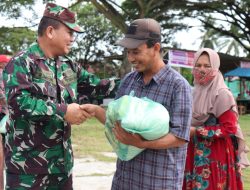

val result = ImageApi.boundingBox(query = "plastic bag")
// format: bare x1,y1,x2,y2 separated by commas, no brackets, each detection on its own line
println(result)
105,95,169,161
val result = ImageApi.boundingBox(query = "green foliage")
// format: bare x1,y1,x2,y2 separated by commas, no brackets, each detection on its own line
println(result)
0,0,35,18
69,2,122,76
181,68,193,85
89,0,250,55
1,0,250,70
183,0,250,55
0,27,36,55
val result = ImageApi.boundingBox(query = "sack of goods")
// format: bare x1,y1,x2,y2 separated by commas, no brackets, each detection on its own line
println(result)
105,95,169,161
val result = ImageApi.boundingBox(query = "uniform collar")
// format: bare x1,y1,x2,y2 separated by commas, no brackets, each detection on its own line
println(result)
28,42,71,66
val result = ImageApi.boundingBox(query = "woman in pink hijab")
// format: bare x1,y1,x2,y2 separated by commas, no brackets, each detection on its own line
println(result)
0,54,10,190
182,48,249,190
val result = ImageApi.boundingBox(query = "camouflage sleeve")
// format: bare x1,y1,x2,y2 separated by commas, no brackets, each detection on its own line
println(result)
3,57,67,121
77,66,101,86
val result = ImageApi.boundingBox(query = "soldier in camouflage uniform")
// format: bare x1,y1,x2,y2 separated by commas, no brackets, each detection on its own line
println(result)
3,3,101,190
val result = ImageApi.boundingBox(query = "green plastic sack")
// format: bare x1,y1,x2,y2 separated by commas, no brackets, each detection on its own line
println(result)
105,95,169,161
0,114,7,134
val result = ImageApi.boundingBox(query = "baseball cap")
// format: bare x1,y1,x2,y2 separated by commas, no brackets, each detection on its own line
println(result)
116,18,161,49
0,55,11,63
43,3,83,33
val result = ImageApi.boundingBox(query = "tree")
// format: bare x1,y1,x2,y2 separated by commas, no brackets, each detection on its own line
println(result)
70,0,192,76
78,0,250,56
68,2,122,77
0,27,36,55
0,0,36,19
0,0,38,55
1,0,249,66
0,1,122,71
77,0,191,45
182,0,250,56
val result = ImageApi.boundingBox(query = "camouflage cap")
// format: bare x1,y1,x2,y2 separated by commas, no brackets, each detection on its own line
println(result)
43,3,83,33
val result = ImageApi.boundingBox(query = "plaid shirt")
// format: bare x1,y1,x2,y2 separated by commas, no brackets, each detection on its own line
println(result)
112,62,192,190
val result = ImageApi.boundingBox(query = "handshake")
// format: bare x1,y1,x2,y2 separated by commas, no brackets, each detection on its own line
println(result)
64,103,100,125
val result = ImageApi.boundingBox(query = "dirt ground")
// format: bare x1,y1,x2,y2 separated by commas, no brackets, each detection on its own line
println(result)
73,155,116,190
3,155,116,190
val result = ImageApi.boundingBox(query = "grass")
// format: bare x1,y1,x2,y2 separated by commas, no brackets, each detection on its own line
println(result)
71,118,115,162
239,114,250,189
72,115,250,187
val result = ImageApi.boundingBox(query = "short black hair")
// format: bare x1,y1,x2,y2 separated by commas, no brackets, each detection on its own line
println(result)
146,39,161,48
38,17,62,36
146,39,162,53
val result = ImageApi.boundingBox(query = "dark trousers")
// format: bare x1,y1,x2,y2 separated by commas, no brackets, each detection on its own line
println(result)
6,172,73,190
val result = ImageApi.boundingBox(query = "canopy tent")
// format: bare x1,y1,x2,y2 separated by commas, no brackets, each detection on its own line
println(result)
224,67,250,78
224,67,250,105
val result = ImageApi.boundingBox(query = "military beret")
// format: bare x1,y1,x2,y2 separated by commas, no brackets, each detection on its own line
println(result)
43,3,83,33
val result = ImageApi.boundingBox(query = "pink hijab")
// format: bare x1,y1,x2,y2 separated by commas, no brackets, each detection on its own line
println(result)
192,48,250,169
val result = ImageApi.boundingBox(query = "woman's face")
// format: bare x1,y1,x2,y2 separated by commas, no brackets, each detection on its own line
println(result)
0,62,6,69
193,53,218,85
194,54,211,74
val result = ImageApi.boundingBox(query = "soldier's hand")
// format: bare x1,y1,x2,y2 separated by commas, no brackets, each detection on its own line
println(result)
80,104,106,124
79,104,97,116
64,103,93,125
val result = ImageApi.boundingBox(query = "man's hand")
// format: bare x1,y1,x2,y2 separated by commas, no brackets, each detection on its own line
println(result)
113,121,144,148
64,103,94,125
190,126,196,138
80,104,106,124
79,104,97,116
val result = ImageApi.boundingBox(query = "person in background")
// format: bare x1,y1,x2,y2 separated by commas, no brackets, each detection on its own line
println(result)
0,54,10,190
183,48,249,190
3,3,103,189
82,18,192,190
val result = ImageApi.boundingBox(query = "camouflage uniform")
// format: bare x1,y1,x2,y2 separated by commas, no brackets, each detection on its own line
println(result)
3,42,100,189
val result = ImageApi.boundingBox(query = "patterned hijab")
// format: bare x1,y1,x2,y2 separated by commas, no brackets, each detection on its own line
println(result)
192,48,250,168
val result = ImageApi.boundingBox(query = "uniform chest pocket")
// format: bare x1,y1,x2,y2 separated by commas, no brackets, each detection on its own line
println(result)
62,68,77,86
33,69,57,99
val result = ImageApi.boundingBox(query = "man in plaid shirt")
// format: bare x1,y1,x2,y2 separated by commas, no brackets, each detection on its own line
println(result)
83,18,192,190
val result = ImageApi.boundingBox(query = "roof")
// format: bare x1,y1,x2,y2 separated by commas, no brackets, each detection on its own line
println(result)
224,67,250,78
162,48,245,74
